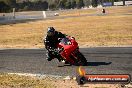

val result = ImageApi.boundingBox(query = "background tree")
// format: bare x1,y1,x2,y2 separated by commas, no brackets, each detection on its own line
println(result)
48,0,59,10
1,0,127,12
0,0,16,8
49,3,56,10
83,0,92,7
71,0,76,9
0,1,10,12
92,0,98,7
65,1,71,9
58,0,67,9
42,1,48,10
76,0,84,9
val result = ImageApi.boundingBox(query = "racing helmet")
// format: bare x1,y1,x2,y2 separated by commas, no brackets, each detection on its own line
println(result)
47,27,55,36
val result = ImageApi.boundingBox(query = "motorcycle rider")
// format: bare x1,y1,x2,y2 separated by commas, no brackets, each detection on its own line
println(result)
44,27,66,61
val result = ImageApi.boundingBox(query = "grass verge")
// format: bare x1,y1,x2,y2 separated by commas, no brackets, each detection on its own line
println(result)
0,73,126,88
0,73,53,88
0,6,132,48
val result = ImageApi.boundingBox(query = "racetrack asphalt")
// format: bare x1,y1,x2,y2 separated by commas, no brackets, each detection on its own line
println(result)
0,47,132,77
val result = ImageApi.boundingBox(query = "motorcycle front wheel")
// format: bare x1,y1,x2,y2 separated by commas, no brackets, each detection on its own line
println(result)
76,52,87,66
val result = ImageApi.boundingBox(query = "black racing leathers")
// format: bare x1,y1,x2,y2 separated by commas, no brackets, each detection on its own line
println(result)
44,31,66,61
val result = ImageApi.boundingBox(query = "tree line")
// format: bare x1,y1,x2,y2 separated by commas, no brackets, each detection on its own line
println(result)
0,0,125,13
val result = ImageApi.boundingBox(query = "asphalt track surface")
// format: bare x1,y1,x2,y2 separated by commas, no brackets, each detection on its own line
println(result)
0,47,132,77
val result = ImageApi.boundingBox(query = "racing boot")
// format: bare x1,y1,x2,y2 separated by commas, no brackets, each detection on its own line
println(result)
46,52,53,61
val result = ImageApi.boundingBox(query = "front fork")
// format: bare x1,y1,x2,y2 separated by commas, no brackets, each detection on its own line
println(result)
70,49,82,65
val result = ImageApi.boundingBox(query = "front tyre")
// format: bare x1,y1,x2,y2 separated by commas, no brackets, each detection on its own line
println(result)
77,52,87,66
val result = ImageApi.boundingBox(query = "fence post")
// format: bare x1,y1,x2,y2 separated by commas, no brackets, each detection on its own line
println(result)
13,8,15,19
123,0,125,6
43,11,47,18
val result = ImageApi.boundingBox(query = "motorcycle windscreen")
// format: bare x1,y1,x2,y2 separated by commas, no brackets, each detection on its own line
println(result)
60,38,71,45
